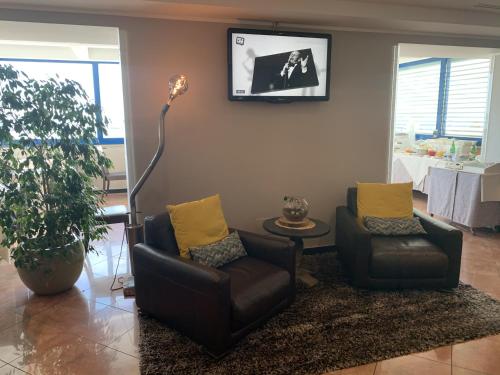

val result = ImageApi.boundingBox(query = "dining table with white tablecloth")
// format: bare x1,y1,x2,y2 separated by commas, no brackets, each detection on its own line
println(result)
391,153,448,192
426,167,500,230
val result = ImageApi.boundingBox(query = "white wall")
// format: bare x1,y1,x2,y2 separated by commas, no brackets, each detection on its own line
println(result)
101,144,127,190
91,145,127,191
484,55,500,163
399,44,500,59
0,20,118,46
0,43,120,61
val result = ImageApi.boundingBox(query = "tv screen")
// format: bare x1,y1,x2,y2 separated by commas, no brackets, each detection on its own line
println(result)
228,28,332,102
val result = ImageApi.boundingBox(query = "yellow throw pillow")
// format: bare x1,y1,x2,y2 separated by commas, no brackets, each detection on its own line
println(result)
167,194,229,258
356,182,413,221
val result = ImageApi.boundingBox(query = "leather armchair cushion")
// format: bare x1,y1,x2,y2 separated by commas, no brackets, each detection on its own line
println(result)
220,257,291,331
167,194,229,258
357,182,414,220
370,236,448,279
189,231,247,268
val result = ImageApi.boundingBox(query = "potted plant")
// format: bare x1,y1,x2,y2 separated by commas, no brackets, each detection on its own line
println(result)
0,64,112,295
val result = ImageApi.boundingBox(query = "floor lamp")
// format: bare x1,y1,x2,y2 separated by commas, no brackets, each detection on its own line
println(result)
126,74,188,274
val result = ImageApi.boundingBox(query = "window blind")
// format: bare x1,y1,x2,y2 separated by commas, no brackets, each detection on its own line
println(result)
444,59,491,138
394,61,441,135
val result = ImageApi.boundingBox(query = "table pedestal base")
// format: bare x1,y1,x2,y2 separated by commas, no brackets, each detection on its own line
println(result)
293,238,318,288
297,268,319,287
262,217,330,289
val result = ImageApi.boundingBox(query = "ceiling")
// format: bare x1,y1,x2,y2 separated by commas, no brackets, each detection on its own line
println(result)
348,0,500,11
1,0,500,38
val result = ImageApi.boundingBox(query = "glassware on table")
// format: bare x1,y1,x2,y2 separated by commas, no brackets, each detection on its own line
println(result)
282,196,309,222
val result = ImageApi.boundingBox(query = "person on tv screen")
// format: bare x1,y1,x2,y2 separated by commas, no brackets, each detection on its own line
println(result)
250,48,319,94
279,50,311,90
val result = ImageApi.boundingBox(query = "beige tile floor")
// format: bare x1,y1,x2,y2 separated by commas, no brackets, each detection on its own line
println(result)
0,193,499,375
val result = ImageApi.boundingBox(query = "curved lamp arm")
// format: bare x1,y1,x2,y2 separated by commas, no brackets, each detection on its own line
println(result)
126,74,187,274
127,73,188,227
129,103,169,226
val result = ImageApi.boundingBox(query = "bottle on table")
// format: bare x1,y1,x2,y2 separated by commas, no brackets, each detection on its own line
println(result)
450,139,456,161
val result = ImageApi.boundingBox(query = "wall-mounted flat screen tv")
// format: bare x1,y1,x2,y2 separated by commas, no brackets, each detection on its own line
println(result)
228,28,332,102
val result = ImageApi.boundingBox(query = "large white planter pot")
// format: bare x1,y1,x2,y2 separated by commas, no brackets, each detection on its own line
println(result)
16,240,85,295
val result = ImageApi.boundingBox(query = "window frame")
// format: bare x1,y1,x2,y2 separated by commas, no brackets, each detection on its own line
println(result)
0,57,124,145
398,57,490,144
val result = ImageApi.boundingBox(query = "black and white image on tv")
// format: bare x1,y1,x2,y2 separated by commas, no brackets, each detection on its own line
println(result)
251,49,319,94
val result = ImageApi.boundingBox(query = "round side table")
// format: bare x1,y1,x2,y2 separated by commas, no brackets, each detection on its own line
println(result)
262,218,330,287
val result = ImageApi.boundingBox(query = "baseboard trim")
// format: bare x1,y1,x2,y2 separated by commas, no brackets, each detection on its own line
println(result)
303,245,336,255
107,188,127,194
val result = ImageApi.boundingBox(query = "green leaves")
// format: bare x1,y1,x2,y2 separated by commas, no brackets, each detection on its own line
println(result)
0,64,112,270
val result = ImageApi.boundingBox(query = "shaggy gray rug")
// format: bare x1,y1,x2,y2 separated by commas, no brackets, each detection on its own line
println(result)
138,252,500,375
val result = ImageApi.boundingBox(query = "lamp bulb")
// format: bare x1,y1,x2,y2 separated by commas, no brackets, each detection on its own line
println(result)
168,74,188,103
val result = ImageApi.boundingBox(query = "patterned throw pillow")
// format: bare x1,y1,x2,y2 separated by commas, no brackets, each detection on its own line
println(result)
189,231,247,268
364,216,427,236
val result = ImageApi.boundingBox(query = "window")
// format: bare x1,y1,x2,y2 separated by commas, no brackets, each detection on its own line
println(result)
395,57,492,141
0,58,125,144
6,60,95,101
445,59,491,139
394,60,441,135
97,63,125,141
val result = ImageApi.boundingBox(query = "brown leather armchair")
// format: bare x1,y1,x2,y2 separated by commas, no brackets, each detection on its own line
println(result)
133,213,296,357
336,188,462,289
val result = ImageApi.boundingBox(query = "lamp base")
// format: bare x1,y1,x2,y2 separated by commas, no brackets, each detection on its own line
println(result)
126,224,144,275
122,275,135,297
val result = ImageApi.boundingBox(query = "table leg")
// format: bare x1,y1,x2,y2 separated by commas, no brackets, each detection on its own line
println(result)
292,237,318,288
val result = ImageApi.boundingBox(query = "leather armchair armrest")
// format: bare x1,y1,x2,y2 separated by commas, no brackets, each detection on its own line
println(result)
132,243,231,354
413,208,463,256
234,228,296,280
133,242,229,293
413,208,462,287
335,206,372,287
